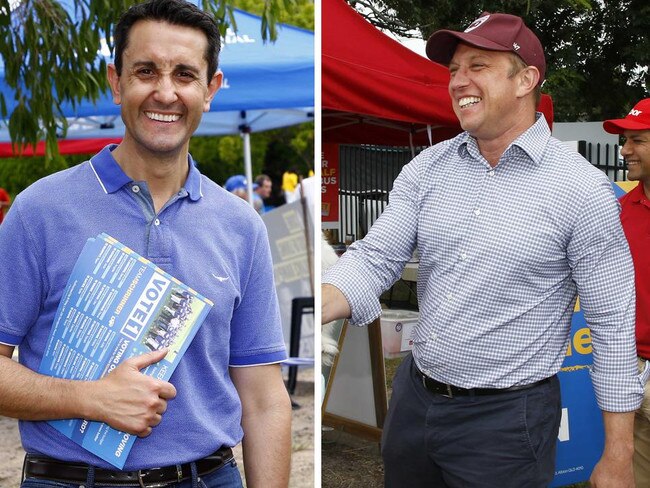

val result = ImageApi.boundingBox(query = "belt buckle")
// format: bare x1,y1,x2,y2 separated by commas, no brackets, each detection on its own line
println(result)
442,383,453,398
138,466,182,488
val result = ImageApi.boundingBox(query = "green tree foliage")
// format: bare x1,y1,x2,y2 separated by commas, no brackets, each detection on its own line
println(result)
0,153,85,196
350,0,649,121
189,122,313,199
0,0,301,160
233,0,314,30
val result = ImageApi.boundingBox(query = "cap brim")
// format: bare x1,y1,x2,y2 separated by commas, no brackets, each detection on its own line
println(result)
426,30,511,65
603,119,650,134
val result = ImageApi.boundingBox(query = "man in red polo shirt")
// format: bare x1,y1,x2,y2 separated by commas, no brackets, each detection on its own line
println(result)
0,187,10,224
604,98,650,486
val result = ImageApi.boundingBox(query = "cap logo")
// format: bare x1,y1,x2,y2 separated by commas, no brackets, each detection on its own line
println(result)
465,15,490,32
630,109,643,117
513,42,520,51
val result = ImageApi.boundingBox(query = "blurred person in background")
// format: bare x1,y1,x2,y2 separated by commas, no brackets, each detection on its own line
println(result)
254,174,272,214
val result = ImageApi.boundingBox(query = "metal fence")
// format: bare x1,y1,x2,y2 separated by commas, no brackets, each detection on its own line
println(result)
337,145,421,242
577,141,627,182
335,141,628,242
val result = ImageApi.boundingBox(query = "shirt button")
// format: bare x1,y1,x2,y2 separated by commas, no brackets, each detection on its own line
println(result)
132,185,140,193
154,218,161,226
446,293,453,300
460,253,467,260
474,209,481,216
488,170,495,176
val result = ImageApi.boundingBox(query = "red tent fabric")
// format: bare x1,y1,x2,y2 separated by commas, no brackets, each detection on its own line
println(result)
0,138,121,157
322,0,553,146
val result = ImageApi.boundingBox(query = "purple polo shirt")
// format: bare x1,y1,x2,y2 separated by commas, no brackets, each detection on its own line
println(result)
0,145,286,470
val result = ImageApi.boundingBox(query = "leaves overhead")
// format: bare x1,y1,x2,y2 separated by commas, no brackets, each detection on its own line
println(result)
349,0,649,122
0,0,302,161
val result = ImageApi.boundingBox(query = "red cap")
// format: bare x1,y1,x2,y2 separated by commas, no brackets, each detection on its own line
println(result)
603,99,650,134
426,12,546,85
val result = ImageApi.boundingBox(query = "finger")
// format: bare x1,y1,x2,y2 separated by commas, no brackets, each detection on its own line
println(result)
157,381,177,399
156,402,168,415
128,348,169,370
138,426,153,438
150,413,163,427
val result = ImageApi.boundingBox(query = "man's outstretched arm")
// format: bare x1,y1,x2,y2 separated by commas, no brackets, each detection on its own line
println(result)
321,284,351,324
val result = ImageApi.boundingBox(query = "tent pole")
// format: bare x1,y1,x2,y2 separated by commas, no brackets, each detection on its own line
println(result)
241,125,254,207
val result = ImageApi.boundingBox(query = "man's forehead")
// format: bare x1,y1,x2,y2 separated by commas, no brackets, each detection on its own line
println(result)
624,129,650,139
123,19,208,54
450,44,505,63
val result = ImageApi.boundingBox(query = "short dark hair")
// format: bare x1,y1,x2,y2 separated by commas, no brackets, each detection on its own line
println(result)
255,174,271,185
113,0,221,82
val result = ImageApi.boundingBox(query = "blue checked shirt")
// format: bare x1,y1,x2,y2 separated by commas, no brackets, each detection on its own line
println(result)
324,115,644,412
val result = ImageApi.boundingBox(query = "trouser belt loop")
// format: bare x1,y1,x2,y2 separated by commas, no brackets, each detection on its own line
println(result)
86,465,95,488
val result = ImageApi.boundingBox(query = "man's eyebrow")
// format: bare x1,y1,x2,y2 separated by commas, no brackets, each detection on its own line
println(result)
131,61,157,70
175,63,201,74
449,54,491,67
129,61,201,73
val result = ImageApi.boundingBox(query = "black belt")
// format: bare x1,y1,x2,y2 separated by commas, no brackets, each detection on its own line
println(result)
23,446,234,487
415,364,552,398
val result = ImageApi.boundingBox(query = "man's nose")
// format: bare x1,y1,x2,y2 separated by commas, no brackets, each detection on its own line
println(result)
153,76,179,104
449,68,470,91
620,139,633,157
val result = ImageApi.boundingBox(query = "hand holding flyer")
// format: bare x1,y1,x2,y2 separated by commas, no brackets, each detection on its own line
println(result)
38,234,213,468
92,348,177,438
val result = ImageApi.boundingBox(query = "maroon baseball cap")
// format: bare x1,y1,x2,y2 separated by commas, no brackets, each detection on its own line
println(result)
426,12,546,84
603,99,650,134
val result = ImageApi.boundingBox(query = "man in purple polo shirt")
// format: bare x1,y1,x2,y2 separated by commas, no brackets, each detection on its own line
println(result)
0,1,291,487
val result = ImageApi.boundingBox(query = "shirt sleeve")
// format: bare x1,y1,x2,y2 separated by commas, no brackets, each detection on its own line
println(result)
0,197,47,345
568,178,644,412
229,219,287,366
323,152,422,326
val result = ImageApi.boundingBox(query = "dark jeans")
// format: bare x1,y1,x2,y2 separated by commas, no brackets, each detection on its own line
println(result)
21,459,243,488
382,354,561,488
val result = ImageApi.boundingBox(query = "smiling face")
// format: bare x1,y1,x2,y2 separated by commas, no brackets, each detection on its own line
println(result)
448,44,538,146
107,20,222,160
621,130,650,185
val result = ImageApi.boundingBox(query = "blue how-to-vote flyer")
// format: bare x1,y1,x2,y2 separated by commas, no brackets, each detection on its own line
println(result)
38,233,213,469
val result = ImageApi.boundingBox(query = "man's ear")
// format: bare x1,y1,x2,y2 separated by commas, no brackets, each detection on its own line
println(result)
516,66,540,99
204,71,223,112
107,63,121,105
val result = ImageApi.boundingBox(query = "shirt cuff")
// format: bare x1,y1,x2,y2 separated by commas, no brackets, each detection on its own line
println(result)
0,330,22,346
229,348,287,367
590,367,645,412
323,267,382,326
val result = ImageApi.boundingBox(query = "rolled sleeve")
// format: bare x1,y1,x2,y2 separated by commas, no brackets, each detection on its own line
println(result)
569,179,643,411
322,156,422,326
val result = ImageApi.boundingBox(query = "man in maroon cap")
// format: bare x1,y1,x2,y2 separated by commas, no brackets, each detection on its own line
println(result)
604,99,650,487
323,11,641,488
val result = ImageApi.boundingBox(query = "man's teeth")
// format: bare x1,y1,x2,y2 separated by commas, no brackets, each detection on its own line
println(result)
458,97,481,108
145,112,180,122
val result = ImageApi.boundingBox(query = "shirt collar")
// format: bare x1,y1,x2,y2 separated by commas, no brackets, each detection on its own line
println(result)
628,181,646,203
458,113,551,166
88,144,203,201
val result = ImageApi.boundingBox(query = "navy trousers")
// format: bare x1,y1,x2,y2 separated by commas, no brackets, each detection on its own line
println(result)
381,354,561,488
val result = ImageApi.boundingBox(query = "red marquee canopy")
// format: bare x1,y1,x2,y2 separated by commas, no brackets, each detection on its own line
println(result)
322,0,553,146
0,138,122,158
